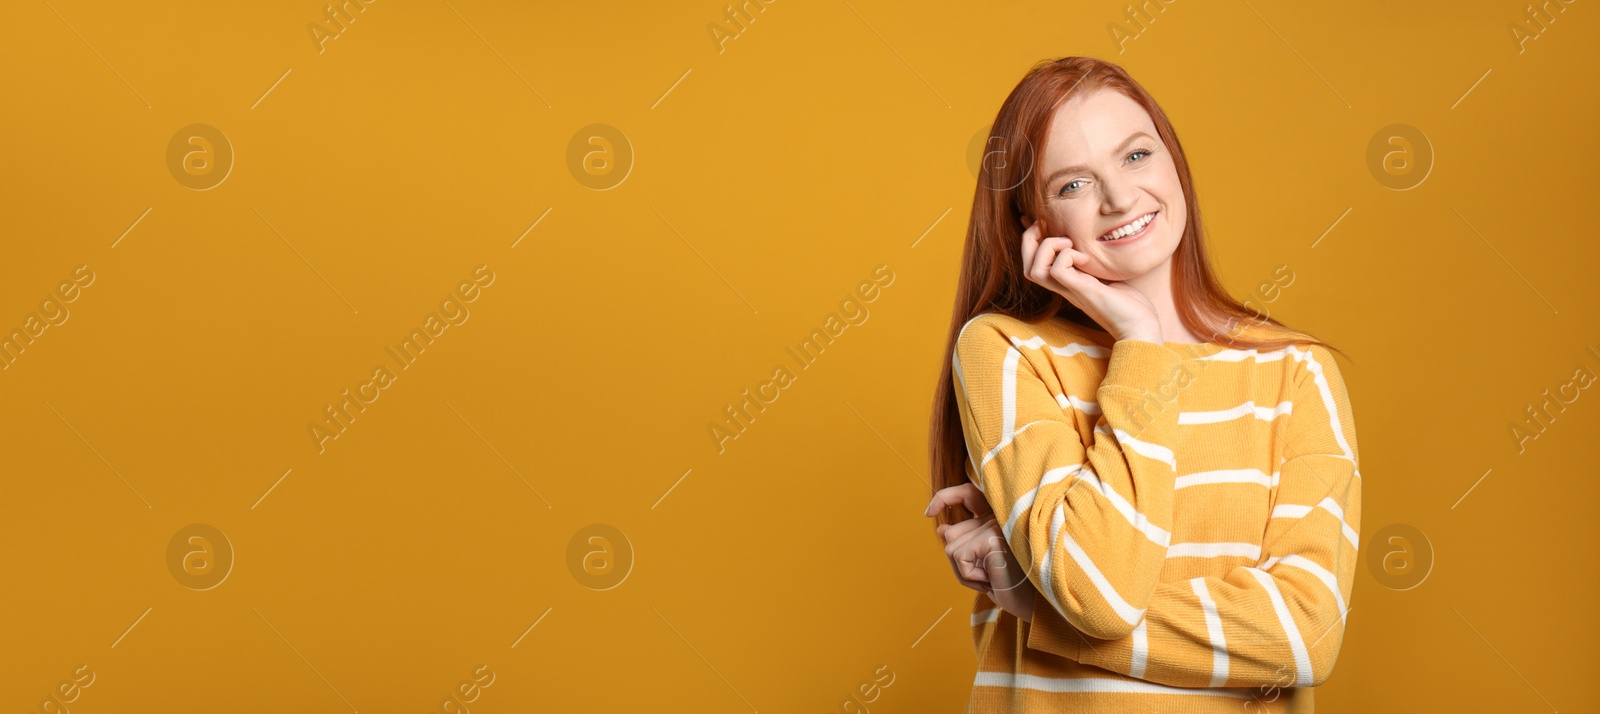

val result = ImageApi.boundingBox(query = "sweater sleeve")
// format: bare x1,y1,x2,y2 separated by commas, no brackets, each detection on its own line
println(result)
1024,344,1361,689
951,315,1184,640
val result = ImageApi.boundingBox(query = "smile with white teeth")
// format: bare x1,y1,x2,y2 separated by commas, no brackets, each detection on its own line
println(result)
1098,211,1157,242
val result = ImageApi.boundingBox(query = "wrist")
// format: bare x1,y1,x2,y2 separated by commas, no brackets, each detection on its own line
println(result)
1113,320,1163,344
1115,329,1162,344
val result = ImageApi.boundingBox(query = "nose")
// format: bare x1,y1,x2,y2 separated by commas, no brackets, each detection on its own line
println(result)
1099,173,1137,216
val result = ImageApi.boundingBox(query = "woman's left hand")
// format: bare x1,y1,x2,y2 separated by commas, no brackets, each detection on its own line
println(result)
928,484,1037,622
956,518,1037,622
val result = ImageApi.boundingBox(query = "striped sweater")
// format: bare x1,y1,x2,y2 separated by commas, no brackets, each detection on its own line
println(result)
950,312,1360,713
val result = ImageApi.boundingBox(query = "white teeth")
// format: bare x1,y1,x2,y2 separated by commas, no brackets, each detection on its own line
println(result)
1101,211,1155,241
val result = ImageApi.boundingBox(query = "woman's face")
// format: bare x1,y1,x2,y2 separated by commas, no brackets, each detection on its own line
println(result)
1034,88,1187,283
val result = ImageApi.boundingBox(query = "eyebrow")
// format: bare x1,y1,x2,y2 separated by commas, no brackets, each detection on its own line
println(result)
1043,131,1156,186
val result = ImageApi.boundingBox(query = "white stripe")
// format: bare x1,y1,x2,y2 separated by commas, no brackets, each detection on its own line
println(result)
1166,542,1261,559
1071,465,1172,547
1009,334,1112,360
1315,497,1360,549
1178,400,1293,425
1190,578,1230,687
1193,347,1295,363
1111,428,1176,471
1245,568,1314,687
1042,503,1146,627
1291,347,1355,464
1003,464,1170,547
961,316,1112,479
1270,504,1313,518
972,671,1254,698
981,419,1046,469
1273,554,1348,627
1175,469,1277,489
972,608,1001,626
1268,498,1359,550
972,344,1040,469
1001,464,1074,542
974,342,1069,469
1129,619,1149,678
1315,496,1346,520
1056,393,1101,415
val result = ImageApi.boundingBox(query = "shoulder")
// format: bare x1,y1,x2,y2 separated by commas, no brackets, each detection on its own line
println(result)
954,313,1021,361
1288,342,1347,396
1221,323,1341,382
953,313,1113,393
955,312,1110,358
957,312,1018,343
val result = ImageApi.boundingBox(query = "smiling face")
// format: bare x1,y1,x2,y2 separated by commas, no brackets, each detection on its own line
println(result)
1035,87,1187,283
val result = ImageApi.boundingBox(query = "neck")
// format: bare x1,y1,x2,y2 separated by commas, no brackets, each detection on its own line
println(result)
1124,257,1204,344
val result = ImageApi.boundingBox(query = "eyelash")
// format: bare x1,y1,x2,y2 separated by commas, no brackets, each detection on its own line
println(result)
1056,148,1153,197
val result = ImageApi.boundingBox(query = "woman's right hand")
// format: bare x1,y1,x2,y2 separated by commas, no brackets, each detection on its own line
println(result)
1019,215,1163,343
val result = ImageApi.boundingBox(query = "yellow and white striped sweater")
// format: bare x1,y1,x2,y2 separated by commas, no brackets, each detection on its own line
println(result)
950,312,1360,713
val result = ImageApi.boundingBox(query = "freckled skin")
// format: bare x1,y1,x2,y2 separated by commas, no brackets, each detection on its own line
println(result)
1028,87,1200,345
1038,88,1187,285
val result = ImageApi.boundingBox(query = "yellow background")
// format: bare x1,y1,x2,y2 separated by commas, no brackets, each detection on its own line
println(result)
2,0,1596,711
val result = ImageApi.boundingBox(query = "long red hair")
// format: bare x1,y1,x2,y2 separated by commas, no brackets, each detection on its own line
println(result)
929,56,1341,527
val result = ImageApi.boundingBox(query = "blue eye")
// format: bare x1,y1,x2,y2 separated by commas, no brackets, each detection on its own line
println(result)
1054,148,1154,198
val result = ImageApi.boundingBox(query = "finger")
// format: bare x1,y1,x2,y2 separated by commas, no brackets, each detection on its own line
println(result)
934,550,985,589
948,515,1001,557
978,548,1025,587
1050,255,1103,297
1027,232,1062,287
939,516,990,546
944,536,994,588
1055,245,1090,286
1049,242,1108,296
947,518,999,574
946,547,993,588
1018,218,1040,272
958,485,994,519
970,529,1033,593
947,559,992,591
1031,237,1079,297
924,483,992,518
1038,236,1073,271
954,548,991,583
925,487,961,517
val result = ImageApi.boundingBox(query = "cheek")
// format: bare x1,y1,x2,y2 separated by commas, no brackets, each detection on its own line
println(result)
1149,171,1186,241
1160,198,1187,244
1154,164,1186,214
1049,208,1097,244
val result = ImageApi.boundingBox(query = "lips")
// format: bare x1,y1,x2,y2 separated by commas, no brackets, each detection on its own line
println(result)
1098,210,1158,242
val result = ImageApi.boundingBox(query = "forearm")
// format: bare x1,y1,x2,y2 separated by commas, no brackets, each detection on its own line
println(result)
961,333,1187,639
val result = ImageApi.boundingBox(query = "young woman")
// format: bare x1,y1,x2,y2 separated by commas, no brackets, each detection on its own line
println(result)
924,57,1360,713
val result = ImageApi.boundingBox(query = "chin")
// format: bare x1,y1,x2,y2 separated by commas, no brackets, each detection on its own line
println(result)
1086,237,1179,282
1081,265,1142,282
1084,251,1165,282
